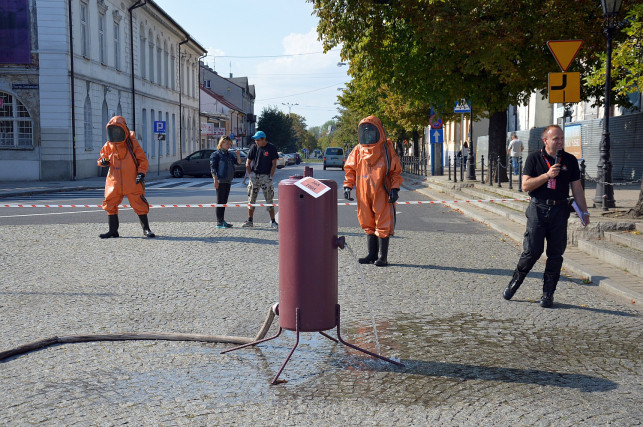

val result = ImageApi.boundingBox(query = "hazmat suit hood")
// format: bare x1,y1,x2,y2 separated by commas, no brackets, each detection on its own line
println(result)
357,116,386,166
106,116,130,144
358,116,386,145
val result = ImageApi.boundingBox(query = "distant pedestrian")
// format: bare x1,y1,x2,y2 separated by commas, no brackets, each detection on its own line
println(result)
97,116,155,238
210,136,241,228
507,133,524,175
242,131,279,229
503,125,589,308
461,141,468,166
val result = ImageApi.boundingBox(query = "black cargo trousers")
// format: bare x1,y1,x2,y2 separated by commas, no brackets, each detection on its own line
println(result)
515,200,571,293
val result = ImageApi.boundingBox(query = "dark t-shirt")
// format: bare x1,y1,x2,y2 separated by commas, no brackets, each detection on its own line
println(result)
523,149,581,200
247,142,279,175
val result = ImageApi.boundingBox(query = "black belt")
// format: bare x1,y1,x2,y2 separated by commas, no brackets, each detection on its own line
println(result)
532,198,567,206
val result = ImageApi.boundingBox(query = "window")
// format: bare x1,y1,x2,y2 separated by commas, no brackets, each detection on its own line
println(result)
0,92,33,148
84,92,93,151
172,113,176,155
205,80,211,89
148,31,154,83
156,37,161,85
142,108,147,153
139,28,146,78
80,2,89,57
170,54,175,90
102,99,108,144
165,112,170,155
113,22,120,70
164,42,169,87
98,12,106,63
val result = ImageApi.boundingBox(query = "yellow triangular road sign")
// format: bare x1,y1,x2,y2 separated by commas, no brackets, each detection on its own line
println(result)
547,40,583,72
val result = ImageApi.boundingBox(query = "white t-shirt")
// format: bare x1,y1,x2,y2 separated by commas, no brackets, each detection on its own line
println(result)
508,138,523,157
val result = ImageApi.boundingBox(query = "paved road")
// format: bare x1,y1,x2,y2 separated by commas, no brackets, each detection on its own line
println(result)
0,166,641,425
0,164,477,235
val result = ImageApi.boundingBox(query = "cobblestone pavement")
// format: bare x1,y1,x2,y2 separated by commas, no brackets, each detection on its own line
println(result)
1,221,641,425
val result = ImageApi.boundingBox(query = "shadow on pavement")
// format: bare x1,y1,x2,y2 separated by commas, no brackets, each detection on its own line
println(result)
356,358,618,393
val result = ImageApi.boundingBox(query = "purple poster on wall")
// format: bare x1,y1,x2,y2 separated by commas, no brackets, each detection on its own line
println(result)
0,0,31,64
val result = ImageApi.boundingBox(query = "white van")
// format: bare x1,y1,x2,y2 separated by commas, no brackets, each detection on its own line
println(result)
323,147,345,170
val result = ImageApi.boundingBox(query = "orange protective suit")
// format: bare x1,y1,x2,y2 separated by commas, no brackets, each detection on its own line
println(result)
343,116,403,238
98,116,150,215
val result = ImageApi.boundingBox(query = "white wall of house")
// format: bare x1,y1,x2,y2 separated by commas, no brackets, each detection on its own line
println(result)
0,0,205,181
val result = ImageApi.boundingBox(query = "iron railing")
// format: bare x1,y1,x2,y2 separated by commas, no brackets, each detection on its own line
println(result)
400,155,429,176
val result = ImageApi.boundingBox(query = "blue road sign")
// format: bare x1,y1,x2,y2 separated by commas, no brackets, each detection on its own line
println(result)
154,121,166,133
430,128,444,144
454,100,471,114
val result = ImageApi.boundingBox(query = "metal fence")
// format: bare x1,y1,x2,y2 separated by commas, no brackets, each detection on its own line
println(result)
400,155,429,176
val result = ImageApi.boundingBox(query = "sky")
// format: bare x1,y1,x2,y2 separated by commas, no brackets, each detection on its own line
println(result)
153,0,351,129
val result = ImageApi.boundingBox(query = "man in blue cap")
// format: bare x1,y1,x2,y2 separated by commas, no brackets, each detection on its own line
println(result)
243,130,279,228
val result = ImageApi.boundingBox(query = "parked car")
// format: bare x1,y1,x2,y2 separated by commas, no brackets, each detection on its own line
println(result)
284,153,296,165
276,153,286,169
170,149,247,178
231,149,248,177
170,149,214,178
323,147,345,170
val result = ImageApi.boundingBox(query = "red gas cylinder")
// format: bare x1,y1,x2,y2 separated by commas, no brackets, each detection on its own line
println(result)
278,175,340,332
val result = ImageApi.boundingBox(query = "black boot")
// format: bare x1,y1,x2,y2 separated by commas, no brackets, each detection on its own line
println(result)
374,237,389,267
99,214,119,239
358,234,378,264
138,214,156,238
540,273,558,308
503,270,526,300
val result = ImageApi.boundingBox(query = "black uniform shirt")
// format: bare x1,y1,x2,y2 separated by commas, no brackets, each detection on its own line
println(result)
247,142,279,175
523,149,581,200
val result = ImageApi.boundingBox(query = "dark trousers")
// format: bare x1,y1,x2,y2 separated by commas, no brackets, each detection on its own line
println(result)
216,182,232,223
515,200,570,292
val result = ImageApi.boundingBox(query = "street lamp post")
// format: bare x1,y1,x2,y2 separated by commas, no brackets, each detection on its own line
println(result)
593,0,623,210
282,102,299,115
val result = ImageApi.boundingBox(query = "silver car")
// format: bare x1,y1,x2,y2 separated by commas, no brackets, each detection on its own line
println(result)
323,147,345,170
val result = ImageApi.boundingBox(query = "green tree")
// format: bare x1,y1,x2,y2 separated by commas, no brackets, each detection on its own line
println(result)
257,106,295,152
311,0,621,181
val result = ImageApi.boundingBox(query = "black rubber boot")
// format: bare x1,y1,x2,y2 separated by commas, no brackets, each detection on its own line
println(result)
540,273,557,308
374,237,389,267
503,270,526,300
138,214,156,238
99,215,119,239
358,234,378,264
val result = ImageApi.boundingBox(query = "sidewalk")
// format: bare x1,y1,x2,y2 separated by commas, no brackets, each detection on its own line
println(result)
402,171,643,307
0,174,170,199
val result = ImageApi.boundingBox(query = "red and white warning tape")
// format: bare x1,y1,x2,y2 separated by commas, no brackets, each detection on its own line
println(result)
0,198,530,208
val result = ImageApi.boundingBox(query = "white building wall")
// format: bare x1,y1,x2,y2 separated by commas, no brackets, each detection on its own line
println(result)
38,0,74,180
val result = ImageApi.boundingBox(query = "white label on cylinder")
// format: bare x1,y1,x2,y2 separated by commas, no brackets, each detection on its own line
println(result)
294,177,331,198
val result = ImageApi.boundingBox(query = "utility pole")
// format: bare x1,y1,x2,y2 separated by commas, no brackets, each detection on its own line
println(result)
282,102,298,115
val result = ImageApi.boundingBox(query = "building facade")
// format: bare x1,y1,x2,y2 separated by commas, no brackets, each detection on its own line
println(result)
0,0,206,181
201,65,255,149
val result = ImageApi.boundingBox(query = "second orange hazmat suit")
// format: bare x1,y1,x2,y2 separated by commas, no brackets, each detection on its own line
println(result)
97,116,154,238
343,116,403,266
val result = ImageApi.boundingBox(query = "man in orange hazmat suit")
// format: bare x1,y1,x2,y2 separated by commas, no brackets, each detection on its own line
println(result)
97,116,155,238
343,116,403,266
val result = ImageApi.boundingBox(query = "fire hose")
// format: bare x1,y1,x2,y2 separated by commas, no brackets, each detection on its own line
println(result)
0,304,277,362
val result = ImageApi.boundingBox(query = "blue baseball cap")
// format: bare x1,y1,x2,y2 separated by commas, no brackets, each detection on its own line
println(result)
251,131,266,140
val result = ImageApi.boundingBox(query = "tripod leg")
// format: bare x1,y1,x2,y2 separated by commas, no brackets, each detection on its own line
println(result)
271,307,301,385
334,304,404,367
220,327,282,354
319,331,339,343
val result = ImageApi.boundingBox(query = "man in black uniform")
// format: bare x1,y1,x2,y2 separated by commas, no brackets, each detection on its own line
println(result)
503,125,590,308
